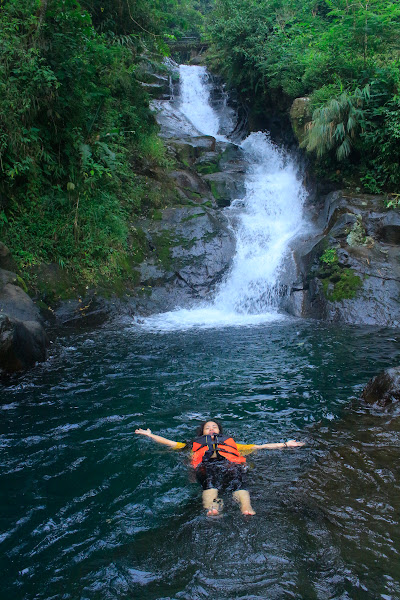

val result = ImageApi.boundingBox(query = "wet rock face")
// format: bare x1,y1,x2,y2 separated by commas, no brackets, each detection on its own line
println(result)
126,85,246,315
286,191,400,326
0,315,48,373
132,205,235,313
0,269,48,373
361,367,400,406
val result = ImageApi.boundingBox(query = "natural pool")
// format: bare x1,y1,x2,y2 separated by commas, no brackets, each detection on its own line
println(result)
1,319,400,599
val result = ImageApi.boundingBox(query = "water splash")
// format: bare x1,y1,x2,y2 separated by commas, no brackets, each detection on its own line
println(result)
140,67,307,331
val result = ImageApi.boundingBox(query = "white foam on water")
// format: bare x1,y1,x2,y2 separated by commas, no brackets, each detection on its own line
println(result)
136,307,284,332
213,132,306,315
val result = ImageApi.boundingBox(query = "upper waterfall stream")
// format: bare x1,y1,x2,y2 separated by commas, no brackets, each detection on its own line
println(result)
143,65,307,330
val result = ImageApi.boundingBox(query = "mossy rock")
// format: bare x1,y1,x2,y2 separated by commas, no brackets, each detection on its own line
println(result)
196,162,220,175
194,152,221,175
151,230,175,270
322,268,362,301
290,97,312,144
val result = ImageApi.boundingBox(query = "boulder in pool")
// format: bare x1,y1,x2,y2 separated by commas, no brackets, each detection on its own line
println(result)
0,268,49,373
361,367,400,406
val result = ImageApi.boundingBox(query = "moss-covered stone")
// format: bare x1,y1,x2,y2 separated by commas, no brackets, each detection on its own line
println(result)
194,152,221,175
16,275,28,293
151,209,163,221
321,268,362,301
129,227,148,265
152,230,174,270
209,180,222,203
314,246,363,301
290,97,312,144
195,162,220,175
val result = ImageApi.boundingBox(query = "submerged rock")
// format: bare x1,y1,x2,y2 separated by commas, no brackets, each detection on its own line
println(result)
361,367,400,406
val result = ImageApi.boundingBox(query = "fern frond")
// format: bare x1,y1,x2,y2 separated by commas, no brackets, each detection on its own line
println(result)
336,137,351,160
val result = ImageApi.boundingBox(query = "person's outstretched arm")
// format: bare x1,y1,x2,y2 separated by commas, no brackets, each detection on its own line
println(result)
135,428,186,449
251,439,305,450
237,439,305,453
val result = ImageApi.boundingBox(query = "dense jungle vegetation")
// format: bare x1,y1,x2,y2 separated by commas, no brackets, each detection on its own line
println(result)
1,0,399,296
0,0,205,293
207,0,400,192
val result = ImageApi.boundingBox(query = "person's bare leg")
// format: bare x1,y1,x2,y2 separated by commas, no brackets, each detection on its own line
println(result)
202,488,223,516
233,490,256,515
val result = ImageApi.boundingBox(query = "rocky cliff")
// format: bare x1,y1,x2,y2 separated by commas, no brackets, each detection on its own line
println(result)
286,190,400,326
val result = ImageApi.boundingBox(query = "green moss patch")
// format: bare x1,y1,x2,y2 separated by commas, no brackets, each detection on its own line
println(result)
152,230,174,270
317,248,363,301
195,158,221,175
321,268,362,301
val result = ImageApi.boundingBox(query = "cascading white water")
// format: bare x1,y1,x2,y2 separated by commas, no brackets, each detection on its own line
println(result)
178,65,233,141
141,66,307,330
214,132,306,314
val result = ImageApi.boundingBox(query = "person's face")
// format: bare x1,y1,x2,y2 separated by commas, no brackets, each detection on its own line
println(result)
203,421,220,435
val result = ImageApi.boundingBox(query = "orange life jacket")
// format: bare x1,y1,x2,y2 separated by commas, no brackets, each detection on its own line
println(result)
191,434,246,468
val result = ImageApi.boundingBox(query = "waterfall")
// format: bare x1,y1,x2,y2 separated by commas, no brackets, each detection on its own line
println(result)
142,66,307,330
214,133,306,314
178,65,234,141
179,65,221,139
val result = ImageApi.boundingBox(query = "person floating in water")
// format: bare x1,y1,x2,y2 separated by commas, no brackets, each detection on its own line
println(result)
135,420,305,517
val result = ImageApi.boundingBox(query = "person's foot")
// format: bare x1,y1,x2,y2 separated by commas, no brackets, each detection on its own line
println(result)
233,490,255,515
207,507,220,516
205,497,223,516
241,508,256,516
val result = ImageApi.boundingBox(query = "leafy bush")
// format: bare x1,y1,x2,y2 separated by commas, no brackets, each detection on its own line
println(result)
304,85,370,160
207,0,400,192
0,0,185,291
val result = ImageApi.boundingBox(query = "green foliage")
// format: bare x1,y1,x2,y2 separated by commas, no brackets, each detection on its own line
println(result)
0,0,198,293
384,194,400,209
208,0,400,191
304,85,370,160
320,248,338,265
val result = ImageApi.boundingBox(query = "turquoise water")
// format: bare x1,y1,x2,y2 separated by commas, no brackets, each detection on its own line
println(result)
1,319,400,599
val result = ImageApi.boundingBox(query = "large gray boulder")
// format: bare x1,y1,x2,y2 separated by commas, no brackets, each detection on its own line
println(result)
131,205,235,314
361,367,400,407
0,269,41,322
0,314,47,372
0,268,48,373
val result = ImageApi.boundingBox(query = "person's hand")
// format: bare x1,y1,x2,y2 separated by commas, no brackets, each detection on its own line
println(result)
286,440,305,447
135,428,152,436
